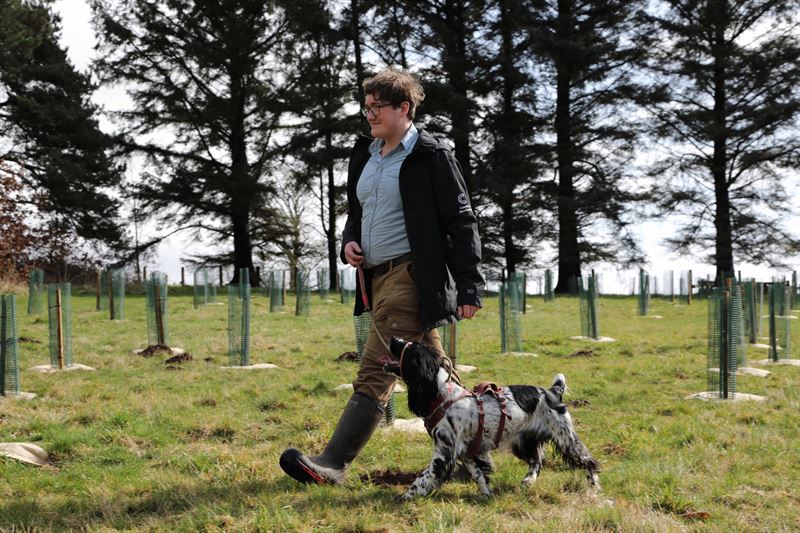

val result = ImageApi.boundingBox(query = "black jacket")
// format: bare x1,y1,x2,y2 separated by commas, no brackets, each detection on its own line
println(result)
341,129,485,331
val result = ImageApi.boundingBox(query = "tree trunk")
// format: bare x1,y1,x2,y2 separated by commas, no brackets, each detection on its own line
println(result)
502,204,516,275
443,0,474,194
498,0,516,276
229,66,256,287
325,130,339,291
554,0,580,293
230,198,255,285
351,0,367,117
711,0,734,282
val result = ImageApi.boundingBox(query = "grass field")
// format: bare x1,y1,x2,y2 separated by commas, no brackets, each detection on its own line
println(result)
1,287,799,532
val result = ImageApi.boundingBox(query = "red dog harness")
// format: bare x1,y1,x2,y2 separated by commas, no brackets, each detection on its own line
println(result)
424,381,511,457
385,342,511,457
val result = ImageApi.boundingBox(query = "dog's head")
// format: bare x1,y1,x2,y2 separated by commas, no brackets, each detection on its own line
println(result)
384,337,443,417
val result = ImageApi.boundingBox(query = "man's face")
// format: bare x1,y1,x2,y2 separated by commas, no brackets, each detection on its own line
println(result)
365,93,408,140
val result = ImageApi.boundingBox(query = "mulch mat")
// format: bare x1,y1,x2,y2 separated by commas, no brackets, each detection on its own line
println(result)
359,469,417,487
336,351,359,362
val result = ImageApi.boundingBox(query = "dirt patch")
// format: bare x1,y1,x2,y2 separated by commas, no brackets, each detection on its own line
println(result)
165,352,192,364
360,469,418,487
164,365,182,371
203,357,215,363
18,337,41,344
336,351,359,362
569,398,591,408
259,400,286,411
185,426,235,442
679,510,710,521
137,344,172,357
568,349,597,357
602,442,627,456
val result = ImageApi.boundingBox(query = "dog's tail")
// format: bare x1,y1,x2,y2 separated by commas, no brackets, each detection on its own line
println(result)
550,373,567,400
545,373,568,414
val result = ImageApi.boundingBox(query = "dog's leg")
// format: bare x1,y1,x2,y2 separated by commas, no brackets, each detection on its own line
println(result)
401,435,457,500
545,413,600,488
512,430,545,487
522,442,545,487
464,454,493,498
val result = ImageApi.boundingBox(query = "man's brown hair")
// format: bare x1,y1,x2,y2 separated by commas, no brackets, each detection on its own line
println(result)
363,68,425,120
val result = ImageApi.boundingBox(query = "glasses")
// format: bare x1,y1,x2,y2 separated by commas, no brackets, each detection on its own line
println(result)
361,102,395,118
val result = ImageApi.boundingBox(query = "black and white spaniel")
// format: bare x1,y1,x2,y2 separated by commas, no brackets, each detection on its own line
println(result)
383,337,599,500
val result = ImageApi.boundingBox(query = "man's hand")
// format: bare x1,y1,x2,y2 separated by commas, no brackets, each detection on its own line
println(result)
344,241,364,267
457,305,479,319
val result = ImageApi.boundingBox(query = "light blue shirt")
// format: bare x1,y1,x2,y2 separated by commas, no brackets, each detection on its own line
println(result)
356,124,419,267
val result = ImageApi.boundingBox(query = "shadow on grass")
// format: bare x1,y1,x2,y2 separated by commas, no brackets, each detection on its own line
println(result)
1,465,560,530
0,478,274,530
274,472,495,509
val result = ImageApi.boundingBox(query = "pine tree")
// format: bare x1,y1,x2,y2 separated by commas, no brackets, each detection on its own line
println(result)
0,0,124,255
92,0,293,286
646,0,800,277
390,0,489,199
279,0,361,291
528,0,651,292
476,0,552,275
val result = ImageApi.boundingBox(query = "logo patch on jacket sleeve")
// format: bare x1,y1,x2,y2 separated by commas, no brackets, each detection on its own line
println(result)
457,193,472,213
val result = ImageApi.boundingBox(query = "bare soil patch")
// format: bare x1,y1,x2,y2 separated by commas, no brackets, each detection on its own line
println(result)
336,351,359,362
360,469,418,487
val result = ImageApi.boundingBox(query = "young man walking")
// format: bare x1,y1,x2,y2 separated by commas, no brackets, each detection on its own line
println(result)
280,68,484,485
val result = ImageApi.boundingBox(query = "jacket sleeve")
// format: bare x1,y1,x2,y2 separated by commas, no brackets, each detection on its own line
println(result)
340,212,357,264
340,138,369,264
432,149,485,307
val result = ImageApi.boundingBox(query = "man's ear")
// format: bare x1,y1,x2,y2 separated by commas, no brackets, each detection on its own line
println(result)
400,101,410,119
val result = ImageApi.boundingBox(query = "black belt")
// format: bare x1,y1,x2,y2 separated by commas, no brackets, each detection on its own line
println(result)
369,253,412,277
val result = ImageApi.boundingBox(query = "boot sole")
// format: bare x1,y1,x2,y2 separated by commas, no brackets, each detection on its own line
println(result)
279,448,327,485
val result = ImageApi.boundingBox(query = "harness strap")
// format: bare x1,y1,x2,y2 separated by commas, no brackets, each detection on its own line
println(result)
474,382,511,450
424,384,472,434
425,381,511,457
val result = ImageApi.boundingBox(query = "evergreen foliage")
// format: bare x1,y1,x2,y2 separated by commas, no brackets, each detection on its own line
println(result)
527,0,652,291
646,0,800,278
92,0,294,286
0,0,124,254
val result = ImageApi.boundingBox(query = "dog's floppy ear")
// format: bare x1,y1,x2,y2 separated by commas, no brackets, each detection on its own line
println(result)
405,343,442,417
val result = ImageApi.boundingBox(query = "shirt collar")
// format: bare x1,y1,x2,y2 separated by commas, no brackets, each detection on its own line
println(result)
369,123,419,156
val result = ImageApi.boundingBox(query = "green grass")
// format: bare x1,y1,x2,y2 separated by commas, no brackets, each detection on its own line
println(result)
1,289,799,532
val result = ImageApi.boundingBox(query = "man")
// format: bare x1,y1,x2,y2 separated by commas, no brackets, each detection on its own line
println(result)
280,68,484,485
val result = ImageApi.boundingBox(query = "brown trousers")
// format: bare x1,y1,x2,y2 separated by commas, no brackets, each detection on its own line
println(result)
353,262,453,406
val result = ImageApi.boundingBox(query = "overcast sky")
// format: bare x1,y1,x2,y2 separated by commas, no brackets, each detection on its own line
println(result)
49,0,799,291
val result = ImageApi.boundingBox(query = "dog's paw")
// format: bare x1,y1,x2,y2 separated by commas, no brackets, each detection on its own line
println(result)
397,491,414,502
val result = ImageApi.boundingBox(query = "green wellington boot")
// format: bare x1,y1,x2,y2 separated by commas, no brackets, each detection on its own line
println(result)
280,393,383,484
